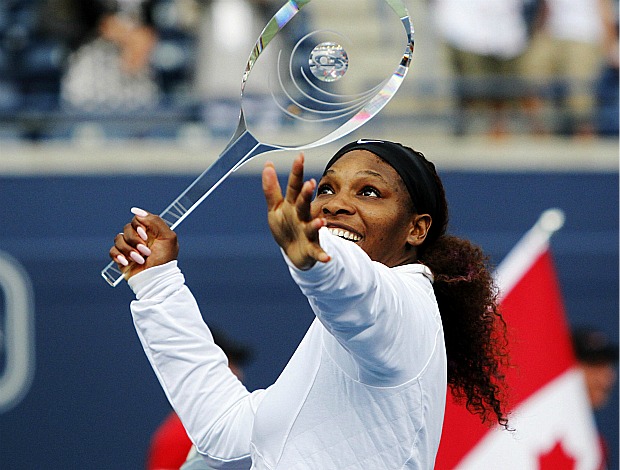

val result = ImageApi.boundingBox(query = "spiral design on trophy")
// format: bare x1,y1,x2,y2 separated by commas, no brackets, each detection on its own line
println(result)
269,30,390,128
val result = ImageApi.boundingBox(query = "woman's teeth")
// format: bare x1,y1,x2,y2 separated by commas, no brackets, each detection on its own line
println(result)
328,227,361,242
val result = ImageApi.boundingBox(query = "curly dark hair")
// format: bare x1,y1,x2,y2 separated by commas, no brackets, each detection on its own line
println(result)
412,150,511,430
421,236,510,428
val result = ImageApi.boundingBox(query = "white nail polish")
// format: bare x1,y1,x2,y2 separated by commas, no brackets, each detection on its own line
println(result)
137,244,152,256
137,226,148,241
130,251,145,265
116,254,129,266
131,207,148,217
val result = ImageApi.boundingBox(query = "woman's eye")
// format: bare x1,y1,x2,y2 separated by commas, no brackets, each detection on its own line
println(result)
360,186,380,197
317,185,334,195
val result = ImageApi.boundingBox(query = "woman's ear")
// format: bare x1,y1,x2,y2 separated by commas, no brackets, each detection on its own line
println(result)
407,214,432,247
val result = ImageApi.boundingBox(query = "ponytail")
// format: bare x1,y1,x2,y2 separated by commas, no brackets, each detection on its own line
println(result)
419,236,510,429
409,147,511,429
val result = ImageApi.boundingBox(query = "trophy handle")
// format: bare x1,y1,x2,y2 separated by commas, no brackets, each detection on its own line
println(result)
102,127,279,287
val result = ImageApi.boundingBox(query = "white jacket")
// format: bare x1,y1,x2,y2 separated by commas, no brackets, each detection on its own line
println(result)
129,228,447,469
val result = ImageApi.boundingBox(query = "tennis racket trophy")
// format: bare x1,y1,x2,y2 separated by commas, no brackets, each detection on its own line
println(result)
102,0,415,286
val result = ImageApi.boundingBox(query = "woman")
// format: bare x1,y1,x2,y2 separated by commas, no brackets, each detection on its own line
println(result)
110,139,510,469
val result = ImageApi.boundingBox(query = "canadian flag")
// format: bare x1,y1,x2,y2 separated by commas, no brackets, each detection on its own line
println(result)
435,209,603,470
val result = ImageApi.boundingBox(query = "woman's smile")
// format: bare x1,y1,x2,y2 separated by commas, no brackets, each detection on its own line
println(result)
311,150,420,267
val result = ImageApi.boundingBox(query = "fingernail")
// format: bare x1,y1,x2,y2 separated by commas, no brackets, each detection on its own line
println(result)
131,207,148,217
130,251,145,265
137,244,151,256
116,254,129,266
137,226,148,241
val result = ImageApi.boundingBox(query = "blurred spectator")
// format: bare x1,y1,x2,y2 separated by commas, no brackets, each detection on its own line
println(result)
573,326,618,410
520,0,617,136
594,8,619,137
431,0,530,137
572,326,618,469
146,329,252,470
0,1,67,114
39,0,160,112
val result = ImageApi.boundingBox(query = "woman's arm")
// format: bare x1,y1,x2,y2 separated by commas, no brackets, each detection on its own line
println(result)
287,230,439,384
110,212,256,468
130,264,257,468
262,159,439,384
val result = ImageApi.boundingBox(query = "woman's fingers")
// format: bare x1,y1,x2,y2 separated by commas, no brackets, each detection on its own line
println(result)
131,207,148,217
130,207,174,242
110,228,141,270
284,153,305,205
109,207,179,275
262,158,330,269
111,222,147,266
264,159,321,232
264,155,311,218
262,161,283,211
296,178,316,223
312,246,331,264
109,239,129,268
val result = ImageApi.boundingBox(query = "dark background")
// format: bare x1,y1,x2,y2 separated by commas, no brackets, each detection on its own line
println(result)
0,171,617,469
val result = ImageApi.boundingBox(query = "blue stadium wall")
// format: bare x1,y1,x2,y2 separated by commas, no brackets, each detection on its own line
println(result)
0,171,618,469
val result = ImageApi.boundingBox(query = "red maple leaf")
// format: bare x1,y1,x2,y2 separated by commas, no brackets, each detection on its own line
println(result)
538,441,577,470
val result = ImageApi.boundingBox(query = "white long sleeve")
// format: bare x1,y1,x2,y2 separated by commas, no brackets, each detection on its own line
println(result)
284,228,439,386
129,261,260,469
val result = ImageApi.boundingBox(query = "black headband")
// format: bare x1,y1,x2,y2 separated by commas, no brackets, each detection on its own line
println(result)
324,139,441,219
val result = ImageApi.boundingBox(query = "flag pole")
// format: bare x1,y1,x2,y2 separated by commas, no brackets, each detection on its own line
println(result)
494,208,566,301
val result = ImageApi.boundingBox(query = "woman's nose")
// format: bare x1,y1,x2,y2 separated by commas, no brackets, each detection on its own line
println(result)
321,193,354,215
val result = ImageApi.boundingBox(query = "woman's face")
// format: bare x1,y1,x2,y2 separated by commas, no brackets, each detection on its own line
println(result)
311,150,429,267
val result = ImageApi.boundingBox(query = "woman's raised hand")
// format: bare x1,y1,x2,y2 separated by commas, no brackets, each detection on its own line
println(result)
262,154,330,270
109,208,179,280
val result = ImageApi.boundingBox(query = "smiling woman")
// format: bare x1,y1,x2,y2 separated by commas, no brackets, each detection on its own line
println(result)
109,139,510,469
313,148,429,268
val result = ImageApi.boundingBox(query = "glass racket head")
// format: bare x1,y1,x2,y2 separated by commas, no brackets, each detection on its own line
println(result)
240,0,414,147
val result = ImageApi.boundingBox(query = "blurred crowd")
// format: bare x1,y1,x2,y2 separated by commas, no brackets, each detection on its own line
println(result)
432,0,619,137
0,0,617,140
0,0,284,139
